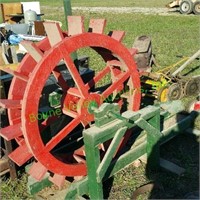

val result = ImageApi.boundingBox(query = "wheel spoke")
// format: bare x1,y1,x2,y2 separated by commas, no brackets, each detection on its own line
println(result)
102,71,130,99
39,115,59,132
52,66,69,90
85,65,110,90
61,51,89,98
45,116,81,151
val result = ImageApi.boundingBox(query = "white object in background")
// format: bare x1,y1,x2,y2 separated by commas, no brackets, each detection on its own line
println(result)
18,34,46,42
18,43,27,53
0,23,6,28
5,24,29,34
21,1,41,20
24,10,37,24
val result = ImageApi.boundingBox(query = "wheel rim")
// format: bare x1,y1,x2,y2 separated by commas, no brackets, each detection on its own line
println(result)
182,2,190,12
158,87,169,102
185,78,200,96
168,83,182,100
1,17,141,186
22,32,141,176
181,2,191,12
194,3,200,13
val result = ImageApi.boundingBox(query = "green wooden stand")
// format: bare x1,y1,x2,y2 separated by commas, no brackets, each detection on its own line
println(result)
27,101,199,199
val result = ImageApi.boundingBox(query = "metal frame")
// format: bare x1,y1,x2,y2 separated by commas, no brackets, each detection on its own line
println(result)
64,101,199,199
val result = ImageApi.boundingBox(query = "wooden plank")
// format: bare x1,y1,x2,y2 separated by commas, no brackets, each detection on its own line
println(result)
0,46,5,65
4,140,17,179
0,123,22,141
49,174,66,188
0,157,9,173
0,63,19,71
10,46,18,64
0,168,10,176
67,16,84,36
1,3,22,24
21,41,43,62
29,161,48,181
109,31,125,42
34,21,45,36
89,19,106,34
0,99,21,109
43,22,64,47
0,68,28,81
9,144,32,166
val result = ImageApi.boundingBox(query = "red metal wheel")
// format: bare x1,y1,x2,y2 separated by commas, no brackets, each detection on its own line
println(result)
0,17,141,187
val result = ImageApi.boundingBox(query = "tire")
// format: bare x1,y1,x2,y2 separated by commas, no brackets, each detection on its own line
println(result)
184,78,200,96
167,83,183,101
193,1,200,15
180,0,193,14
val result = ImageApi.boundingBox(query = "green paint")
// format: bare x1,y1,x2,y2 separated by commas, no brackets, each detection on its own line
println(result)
27,174,52,195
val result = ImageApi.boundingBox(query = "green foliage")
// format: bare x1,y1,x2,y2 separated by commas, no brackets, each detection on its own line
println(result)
0,0,172,8
71,11,199,76
0,174,33,200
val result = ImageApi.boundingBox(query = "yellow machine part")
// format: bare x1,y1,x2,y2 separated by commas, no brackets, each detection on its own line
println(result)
158,87,169,102
0,63,19,71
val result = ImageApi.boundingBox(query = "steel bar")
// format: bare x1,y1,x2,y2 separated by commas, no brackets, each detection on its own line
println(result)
63,0,78,61
172,49,200,77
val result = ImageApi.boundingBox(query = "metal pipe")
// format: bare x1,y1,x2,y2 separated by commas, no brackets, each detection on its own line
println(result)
63,0,72,27
63,0,77,60
172,49,200,77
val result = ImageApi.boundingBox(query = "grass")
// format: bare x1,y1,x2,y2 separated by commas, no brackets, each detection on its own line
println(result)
40,9,200,75
0,0,172,8
1,1,199,71
0,0,199,199
0,174,33,199
108,134,199,199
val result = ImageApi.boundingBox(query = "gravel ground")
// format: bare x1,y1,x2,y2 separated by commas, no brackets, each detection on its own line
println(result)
72,6,178,16
41,6,196,16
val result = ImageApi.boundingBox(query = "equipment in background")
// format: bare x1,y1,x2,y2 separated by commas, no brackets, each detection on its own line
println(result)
166,0,200,15
140,49,200,102
133,35,154,72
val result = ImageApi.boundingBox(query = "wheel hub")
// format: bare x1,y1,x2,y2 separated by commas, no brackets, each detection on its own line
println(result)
182,2,190,11
63,92,102,126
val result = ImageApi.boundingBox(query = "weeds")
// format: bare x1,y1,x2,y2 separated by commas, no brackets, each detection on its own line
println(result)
0,173,33,200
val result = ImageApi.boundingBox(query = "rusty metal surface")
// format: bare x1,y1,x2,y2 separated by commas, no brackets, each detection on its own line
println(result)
133,35,153,72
